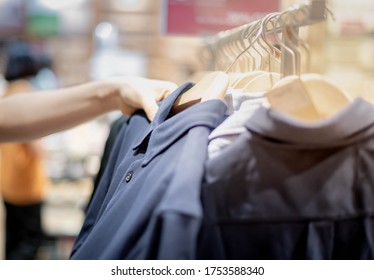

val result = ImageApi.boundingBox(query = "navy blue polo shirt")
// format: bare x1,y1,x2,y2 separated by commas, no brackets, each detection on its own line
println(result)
71,83,227,259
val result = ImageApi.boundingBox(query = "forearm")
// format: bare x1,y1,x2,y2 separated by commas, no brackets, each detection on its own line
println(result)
0,80,119,142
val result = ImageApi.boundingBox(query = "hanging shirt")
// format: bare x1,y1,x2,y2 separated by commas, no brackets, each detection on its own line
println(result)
70,83,227,259
198,97,374,259
207,89,265,158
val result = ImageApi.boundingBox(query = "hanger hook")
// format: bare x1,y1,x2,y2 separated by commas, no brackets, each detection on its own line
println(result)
225,20,262,72
267,12,297,77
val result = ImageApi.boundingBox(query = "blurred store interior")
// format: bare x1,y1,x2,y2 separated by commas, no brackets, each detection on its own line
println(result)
0,0,374,259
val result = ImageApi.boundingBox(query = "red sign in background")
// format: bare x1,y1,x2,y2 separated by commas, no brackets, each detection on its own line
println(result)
163,0,280,36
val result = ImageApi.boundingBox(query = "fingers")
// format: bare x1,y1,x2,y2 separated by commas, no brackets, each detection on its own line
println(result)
147,81,177,119
114,77,178,121
143,83,177,120
142,96,159,121
162,81,178,92
156,89,171,102
151,80,178,102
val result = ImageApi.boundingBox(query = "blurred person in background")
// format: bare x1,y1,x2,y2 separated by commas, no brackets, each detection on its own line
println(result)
0,41,50,259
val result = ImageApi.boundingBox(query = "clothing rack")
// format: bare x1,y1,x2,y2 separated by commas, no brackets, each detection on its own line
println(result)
202,0,328,77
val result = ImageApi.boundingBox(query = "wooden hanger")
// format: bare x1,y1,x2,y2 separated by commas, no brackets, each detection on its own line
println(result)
230,70,267,89
190,70,264,90
242,72,280,92
266,74,352,121
171,71,229,114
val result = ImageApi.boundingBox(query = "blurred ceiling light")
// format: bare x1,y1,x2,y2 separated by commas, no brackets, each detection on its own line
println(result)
37,0,86,10
94,22,119,49
95,22,114,40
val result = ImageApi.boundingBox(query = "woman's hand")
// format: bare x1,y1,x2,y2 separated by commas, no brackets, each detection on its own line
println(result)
110,77,178,121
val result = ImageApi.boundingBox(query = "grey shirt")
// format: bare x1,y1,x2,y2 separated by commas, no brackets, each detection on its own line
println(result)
199,98,374,259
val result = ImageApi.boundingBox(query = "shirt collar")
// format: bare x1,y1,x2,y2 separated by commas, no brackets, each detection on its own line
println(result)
132,83,227,166
245,97,374,145
132,82,194,150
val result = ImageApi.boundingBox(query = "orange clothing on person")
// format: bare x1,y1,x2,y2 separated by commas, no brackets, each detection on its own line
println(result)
0,142,49,205
0,80,49,205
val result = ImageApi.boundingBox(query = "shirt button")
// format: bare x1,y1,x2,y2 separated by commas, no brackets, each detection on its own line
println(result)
125,171,133,183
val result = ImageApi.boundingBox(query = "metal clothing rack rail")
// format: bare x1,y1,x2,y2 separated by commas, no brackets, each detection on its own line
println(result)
202,0,328,77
